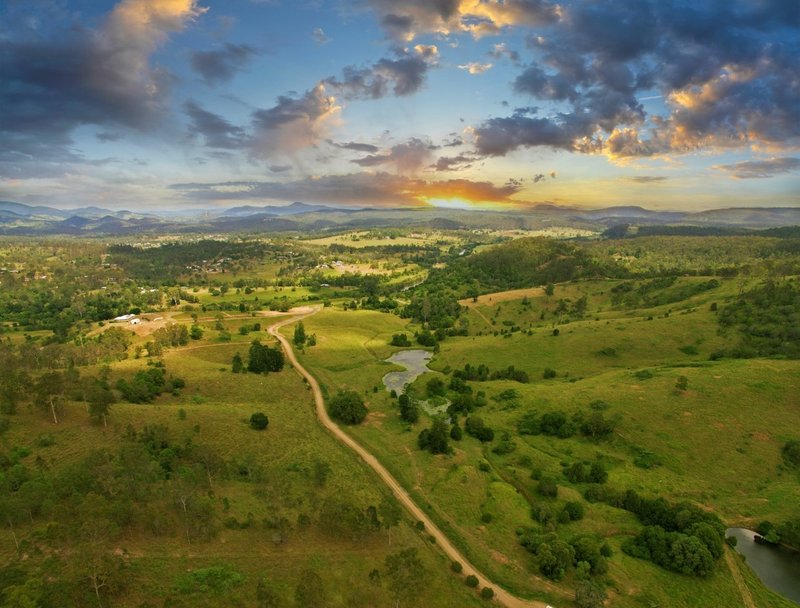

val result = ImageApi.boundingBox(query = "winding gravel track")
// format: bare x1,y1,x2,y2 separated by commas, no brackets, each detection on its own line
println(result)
269,307,551,608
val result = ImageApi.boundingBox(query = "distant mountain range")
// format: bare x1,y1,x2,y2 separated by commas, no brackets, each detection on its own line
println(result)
0,200,797,236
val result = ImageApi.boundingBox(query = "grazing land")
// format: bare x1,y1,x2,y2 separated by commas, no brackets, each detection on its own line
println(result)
1,226,799,608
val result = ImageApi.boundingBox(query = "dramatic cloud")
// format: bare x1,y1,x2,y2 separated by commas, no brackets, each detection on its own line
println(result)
250,84,340,159
184,100,246,149
0,0,205,173
190,42,256,85
326,46,437,99
352,138,435,174
473,107,600,156
367,0,561,40
713,157,800,179
470,0,800,160
171,172,522,206
459,62,493,75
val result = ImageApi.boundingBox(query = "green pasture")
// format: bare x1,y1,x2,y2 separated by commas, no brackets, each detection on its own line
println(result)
0,330,483,608
291,296,800,606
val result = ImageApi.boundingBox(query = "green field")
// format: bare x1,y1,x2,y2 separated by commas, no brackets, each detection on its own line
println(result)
291,284,800,608
2,232,799,608
0,324,485,607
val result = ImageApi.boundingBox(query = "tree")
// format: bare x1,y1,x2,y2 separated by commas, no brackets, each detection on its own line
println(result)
669,535,714,576
378,494,402,544
319,497,372,540
426,377,446,397
328,390,368,425
391,333,411,347
563,501,584,521
675,375,688,392
34,371,64,424
250,412,269,430
87,380,115,427
248,340,284,373
190,324,204,340
575,580,607,608
293,322,306,346
398,394,418,423
231,352,244,374
545,283,555,296
385,548,427,607
418,417,450,454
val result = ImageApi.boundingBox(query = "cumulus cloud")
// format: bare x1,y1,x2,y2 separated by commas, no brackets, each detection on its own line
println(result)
0,0,205,173
326,46,437,99
459,62,493,75
250,84,340,159
170,171,522,206
473,107,600,156
470,0,800,160
352,138,435,174
190,42,256,85
713,157,800,179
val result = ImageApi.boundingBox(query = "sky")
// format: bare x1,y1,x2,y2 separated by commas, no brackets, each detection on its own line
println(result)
1,0,799,212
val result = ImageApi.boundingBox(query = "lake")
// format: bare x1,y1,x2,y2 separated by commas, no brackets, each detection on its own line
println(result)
726,528,800,604
382,349,432,394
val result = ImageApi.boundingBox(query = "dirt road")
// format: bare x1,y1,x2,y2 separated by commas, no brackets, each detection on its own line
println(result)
269,308,552,608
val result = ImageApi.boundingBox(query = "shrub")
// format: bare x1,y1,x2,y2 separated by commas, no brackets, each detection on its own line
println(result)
538,477,558,498
782,439,800,468
465,575,479,588
451,561,463,573
481,587,494,599
564,501,584,521
249,412,269,430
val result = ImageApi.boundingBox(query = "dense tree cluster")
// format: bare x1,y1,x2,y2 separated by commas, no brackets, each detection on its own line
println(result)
611,276,720,308
519,531,610,581
418,418,450,454
518,409,617,441
116,365,185,404
718,280,800,358
755,518,800,550
247,340,284,373
563,461,608,485
583,488,725,577
464,416,494,442
452,363,529,383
